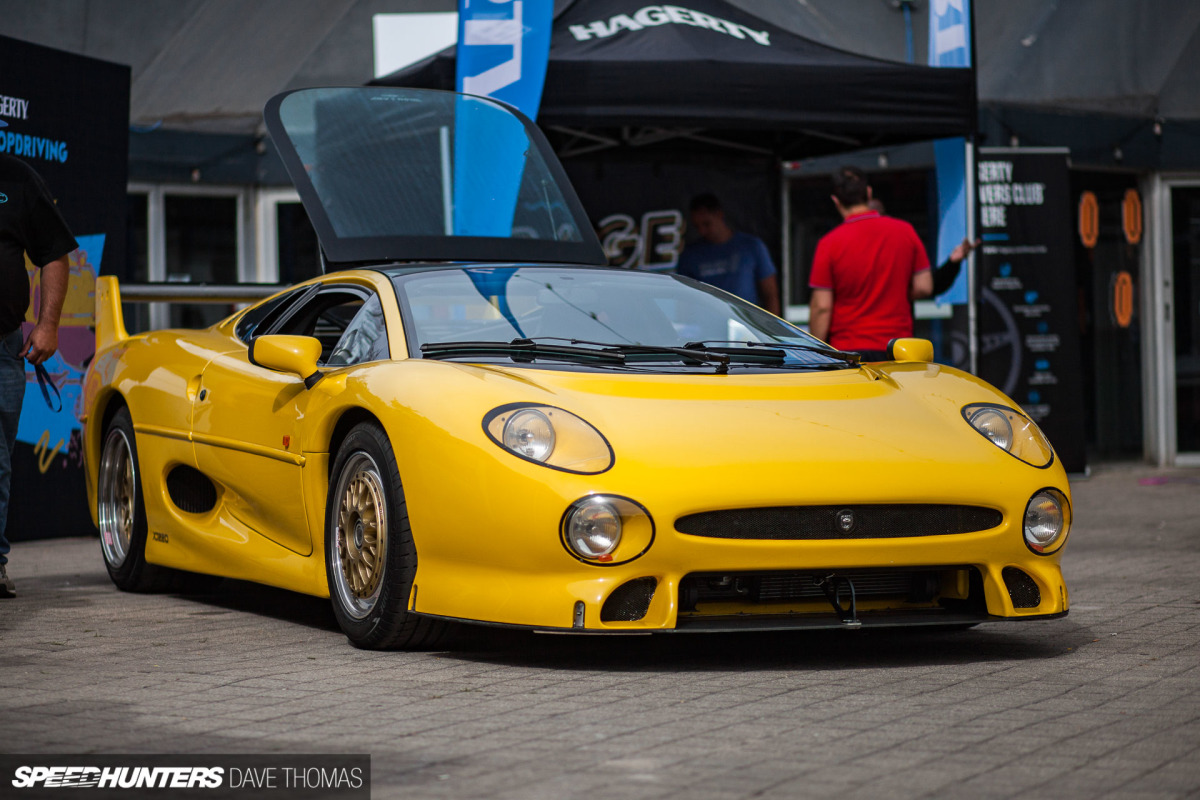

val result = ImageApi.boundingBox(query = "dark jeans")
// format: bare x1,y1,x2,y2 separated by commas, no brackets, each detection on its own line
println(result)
0,328,26,565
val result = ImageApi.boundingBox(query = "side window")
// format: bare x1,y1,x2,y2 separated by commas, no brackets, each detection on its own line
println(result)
325,295,390,366
264,286,389,366
235,288,305,343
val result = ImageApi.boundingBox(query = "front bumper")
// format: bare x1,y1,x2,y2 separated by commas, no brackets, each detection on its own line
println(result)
411,526,1071,632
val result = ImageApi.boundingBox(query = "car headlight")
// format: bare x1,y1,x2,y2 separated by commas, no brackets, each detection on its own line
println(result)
484,403,614,474
503,408,555,461
564,497,622,558
561,495,655,565
963,403,1054,467
1024,488,1070,554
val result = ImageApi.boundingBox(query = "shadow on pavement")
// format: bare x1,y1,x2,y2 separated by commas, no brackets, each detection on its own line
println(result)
164,578,341,633
48,570,1093,672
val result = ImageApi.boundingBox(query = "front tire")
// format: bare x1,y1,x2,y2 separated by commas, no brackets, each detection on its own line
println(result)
325,422,446,649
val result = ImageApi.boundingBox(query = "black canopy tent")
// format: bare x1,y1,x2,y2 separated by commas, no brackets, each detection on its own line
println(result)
374,0,976,160
374,0,977,334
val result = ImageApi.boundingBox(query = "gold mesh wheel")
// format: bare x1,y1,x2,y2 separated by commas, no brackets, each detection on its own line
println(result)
330,452,389,620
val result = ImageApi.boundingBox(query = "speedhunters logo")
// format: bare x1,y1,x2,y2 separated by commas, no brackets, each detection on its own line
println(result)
12,767,224,789
3,756,369,798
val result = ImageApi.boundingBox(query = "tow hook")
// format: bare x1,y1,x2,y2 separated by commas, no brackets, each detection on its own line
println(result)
818,574,862,629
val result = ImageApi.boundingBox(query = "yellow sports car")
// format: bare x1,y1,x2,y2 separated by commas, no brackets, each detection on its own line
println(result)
82,88,1070,649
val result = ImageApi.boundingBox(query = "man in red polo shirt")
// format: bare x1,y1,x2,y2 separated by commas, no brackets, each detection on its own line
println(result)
808,167,932,359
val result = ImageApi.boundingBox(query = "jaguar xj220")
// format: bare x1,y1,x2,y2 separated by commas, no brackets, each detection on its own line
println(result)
82,87,1070,648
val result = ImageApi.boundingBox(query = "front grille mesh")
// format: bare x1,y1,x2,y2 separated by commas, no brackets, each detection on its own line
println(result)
680,568,945,609
676,504,1002,540
756,571,925,601
601,577,658,622
1002,567,1041,608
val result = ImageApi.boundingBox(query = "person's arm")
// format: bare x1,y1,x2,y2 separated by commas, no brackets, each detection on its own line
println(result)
910,268,933,301
757,274,781,315
749,237,781,315
931,237,979,296
20,256,69,365
808,288,833,343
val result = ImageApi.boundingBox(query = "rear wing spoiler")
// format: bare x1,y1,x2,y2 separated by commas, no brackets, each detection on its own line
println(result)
95,276,128,349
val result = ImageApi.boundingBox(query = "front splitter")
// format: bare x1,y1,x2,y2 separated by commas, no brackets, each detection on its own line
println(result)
412,609,1069,635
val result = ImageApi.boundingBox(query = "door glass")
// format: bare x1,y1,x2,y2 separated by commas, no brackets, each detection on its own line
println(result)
264,87,601,266
325,295,389,366
1171,187,1200,453
1072,173,1143,458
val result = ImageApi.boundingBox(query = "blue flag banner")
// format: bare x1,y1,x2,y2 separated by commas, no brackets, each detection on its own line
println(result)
929,0,971,68
932,137,969,304
929,0,972,303
454,1,554,239
456,0,553,117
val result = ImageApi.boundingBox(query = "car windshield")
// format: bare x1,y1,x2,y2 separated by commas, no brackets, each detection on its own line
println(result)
393,267,848,370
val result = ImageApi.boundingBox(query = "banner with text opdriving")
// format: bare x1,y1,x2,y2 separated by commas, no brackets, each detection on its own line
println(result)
0,35,131,539
976,148,1086,474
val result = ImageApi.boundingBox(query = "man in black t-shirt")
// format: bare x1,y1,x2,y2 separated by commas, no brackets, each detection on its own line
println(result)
0,139,78,598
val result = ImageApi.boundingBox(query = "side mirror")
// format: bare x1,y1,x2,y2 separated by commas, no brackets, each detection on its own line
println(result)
888,337,934,363
249,335,323,388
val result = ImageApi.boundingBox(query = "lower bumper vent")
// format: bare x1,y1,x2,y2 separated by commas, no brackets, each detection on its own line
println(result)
680,569,944,611
166,465,217,514
601,577,657,622
1002,567,1041,608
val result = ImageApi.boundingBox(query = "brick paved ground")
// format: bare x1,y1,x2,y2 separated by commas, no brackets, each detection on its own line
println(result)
1,462,1198,799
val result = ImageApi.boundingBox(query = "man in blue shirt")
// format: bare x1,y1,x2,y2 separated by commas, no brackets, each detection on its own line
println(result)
676,194,780,315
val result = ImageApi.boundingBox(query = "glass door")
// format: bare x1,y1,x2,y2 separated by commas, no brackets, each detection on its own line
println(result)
1171,187,1200,457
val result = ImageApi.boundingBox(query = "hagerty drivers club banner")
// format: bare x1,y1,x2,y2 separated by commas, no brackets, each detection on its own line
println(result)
0,35,130,539
975,148,1087,474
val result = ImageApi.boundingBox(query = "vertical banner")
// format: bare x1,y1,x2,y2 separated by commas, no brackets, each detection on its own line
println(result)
928,0,972,304
457,0,553,116
1,35,130,539
454,0,553,237
976,148,1087,473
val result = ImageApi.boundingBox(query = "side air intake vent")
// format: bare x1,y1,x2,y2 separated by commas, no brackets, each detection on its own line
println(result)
601,577,657,622
166,465,217,514
1002,567,1041,609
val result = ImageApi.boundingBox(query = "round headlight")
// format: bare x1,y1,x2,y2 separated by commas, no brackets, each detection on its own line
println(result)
565,497,622,559
969,407,1013,451
1024,490,1068,553
502,409,555,462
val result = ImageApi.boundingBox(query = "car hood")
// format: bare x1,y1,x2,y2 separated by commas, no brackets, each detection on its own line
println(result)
391,359,1046,501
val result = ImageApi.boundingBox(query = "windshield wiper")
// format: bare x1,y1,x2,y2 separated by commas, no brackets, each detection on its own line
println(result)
420,337,847,373
526,337,740,373
684,340,862,365
420,339,626,365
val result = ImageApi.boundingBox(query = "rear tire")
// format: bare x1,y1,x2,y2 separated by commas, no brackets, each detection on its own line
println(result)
97,407,178,592
325,422,447,650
